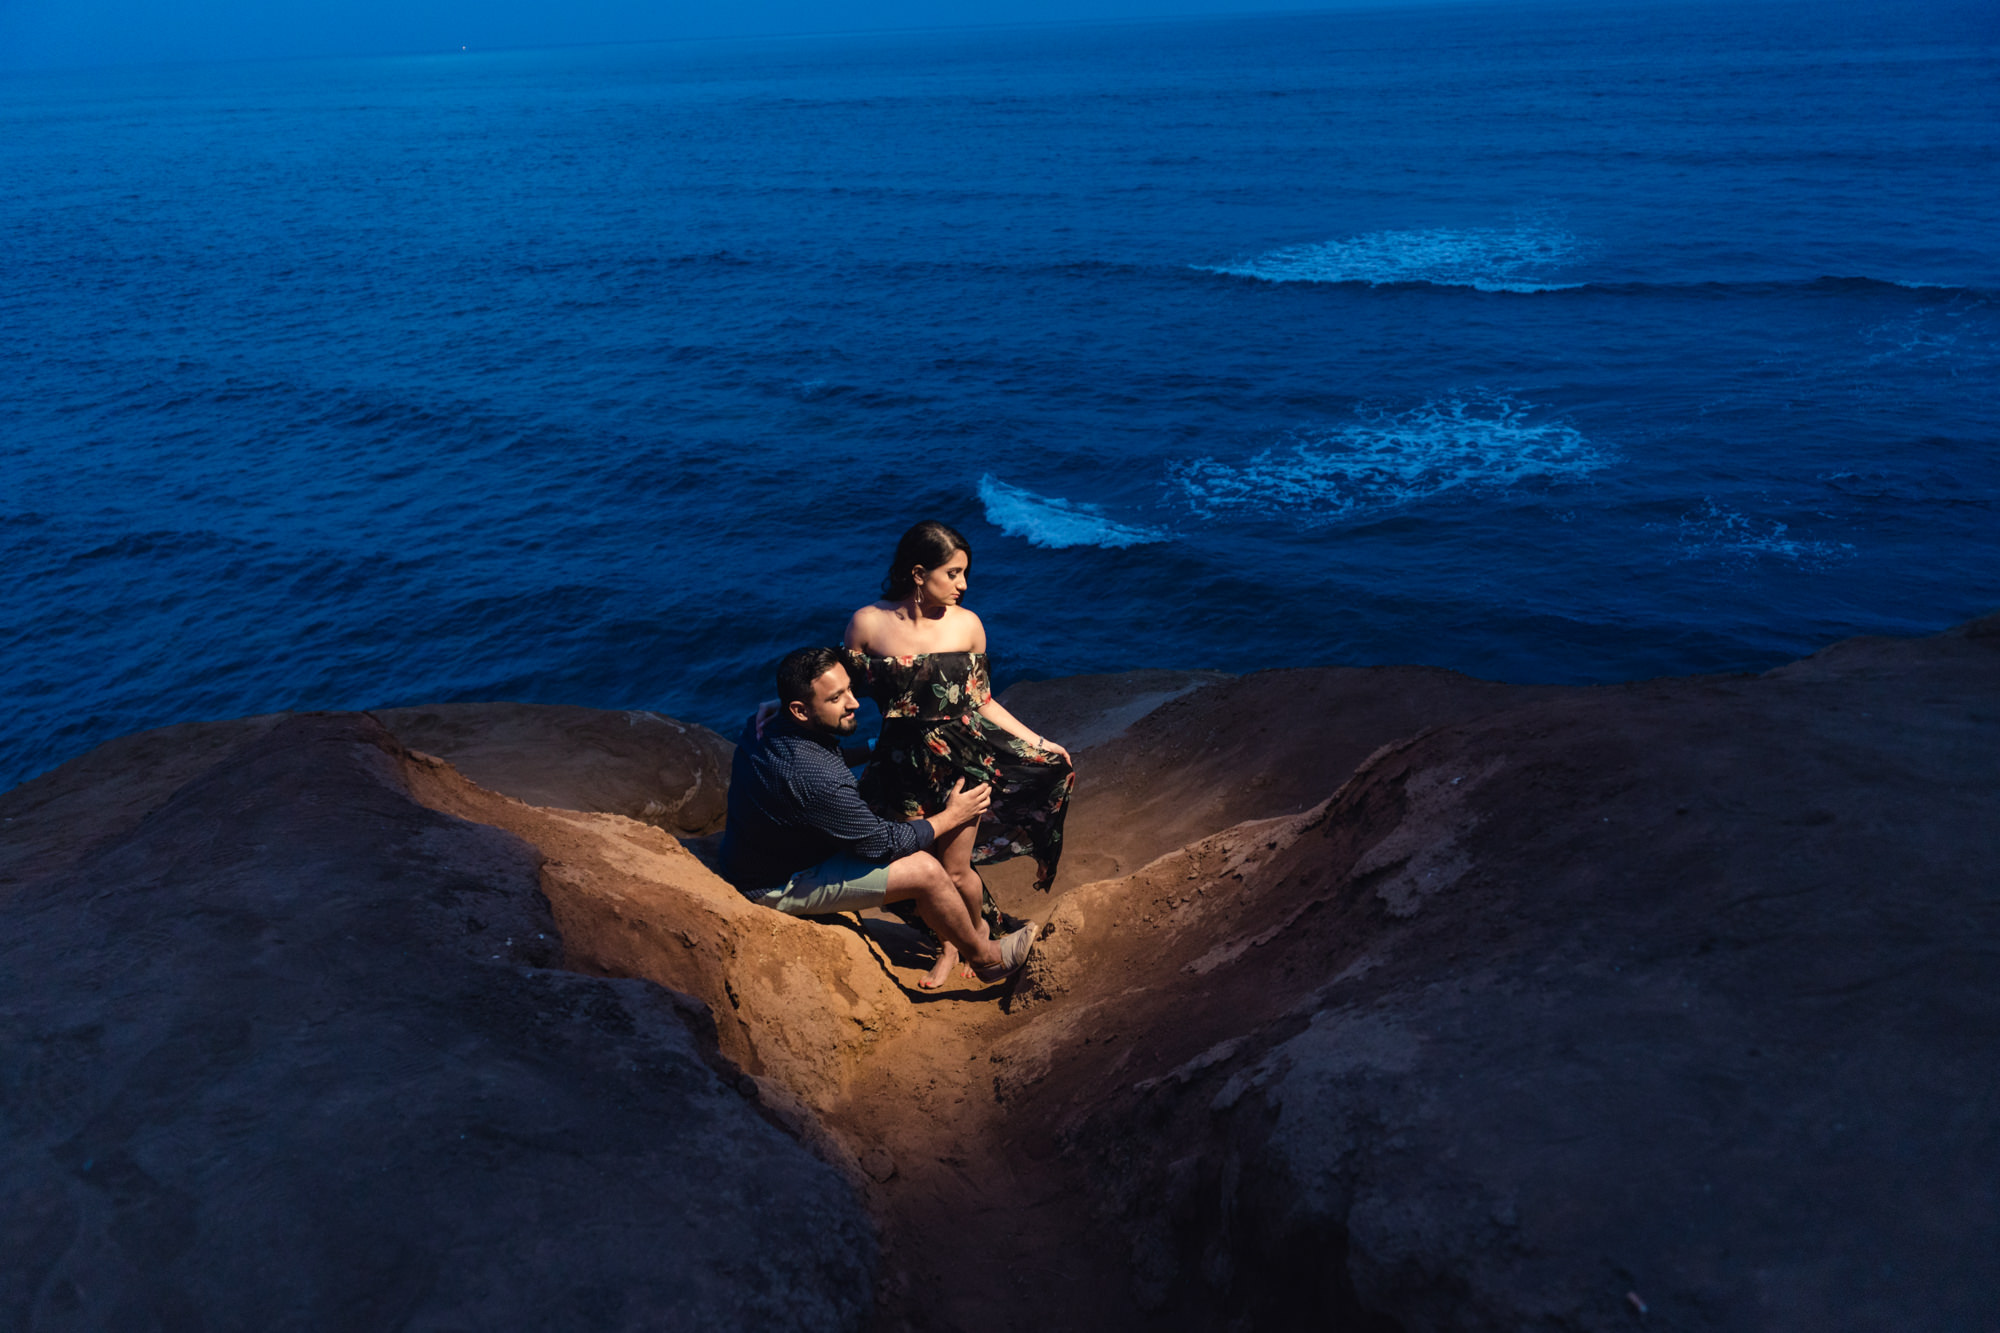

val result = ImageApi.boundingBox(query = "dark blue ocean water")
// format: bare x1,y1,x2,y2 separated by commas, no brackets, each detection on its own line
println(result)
3,0,1997,789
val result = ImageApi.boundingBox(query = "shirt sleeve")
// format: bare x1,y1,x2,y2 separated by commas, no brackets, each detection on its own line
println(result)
796,758,935,864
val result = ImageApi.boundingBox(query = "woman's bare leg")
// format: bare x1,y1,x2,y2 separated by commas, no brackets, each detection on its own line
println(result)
883,851,1003,973
919,944,958,989
916,821,986,987
935,820,987,926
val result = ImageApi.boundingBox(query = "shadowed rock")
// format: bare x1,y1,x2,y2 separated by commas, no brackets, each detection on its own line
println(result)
1000,669,1232,756
371,701,734,836
0,713,872,1331
991,614,2000,1330
1002,664,1564,895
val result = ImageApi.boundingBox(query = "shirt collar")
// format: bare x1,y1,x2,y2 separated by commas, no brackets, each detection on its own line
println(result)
770,713,843,751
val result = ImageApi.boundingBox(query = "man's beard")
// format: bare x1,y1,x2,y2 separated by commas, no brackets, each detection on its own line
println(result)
810,712,858,737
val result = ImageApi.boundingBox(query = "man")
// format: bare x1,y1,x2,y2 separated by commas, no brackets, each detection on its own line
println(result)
719,646,1036,984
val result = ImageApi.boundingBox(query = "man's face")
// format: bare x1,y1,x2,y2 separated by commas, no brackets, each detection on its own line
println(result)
789,664,859,736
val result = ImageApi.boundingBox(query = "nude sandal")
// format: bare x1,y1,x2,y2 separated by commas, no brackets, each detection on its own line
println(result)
972,924,1037,984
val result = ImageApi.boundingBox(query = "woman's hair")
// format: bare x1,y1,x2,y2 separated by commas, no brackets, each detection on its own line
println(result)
880,519,971,600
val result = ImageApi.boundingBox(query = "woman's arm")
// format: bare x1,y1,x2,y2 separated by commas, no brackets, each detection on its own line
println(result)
965,613,1069,758
977,695,1071,761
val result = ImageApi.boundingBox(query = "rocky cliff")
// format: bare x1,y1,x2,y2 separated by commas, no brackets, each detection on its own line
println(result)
2,616,1995,1330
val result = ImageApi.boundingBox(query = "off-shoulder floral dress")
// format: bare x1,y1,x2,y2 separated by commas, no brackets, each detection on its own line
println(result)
842,649,1074,894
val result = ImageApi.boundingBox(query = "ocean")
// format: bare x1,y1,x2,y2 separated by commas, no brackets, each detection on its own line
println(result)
2,0,1996,789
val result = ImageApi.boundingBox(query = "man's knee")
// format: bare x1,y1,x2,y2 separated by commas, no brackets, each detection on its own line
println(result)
887,850,950,896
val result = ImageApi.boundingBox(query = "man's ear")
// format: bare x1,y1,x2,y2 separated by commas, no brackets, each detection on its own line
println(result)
786,699,811,724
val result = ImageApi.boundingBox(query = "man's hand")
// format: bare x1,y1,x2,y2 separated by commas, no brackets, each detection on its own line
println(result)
937,777,992,832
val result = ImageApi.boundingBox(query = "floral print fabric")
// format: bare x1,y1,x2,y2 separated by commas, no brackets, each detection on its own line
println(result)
843,649,1074,893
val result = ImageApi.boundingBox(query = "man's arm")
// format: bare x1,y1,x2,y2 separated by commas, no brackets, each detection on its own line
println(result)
794,763,934,864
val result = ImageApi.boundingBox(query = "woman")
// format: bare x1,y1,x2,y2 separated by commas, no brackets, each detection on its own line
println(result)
843,520,1075,988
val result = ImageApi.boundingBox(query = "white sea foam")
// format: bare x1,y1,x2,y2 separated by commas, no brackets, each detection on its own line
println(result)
977,474,1170,550
1169,393,1606,524
1197,225,1584,292
1673,499,1854,564
1860,304,1998,370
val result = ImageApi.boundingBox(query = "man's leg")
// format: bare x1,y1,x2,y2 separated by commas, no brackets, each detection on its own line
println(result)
884,850,1002,971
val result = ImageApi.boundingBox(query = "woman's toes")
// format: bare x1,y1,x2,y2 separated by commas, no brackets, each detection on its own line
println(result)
919,943,959,989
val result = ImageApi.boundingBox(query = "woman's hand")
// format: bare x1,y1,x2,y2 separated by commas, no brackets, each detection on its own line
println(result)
753,698,781,737
1031,736,1071,762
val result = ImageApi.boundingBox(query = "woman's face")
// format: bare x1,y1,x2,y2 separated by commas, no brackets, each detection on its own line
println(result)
915,548,969,608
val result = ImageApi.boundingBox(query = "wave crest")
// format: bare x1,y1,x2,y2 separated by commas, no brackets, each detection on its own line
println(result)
1197,225,1583,292
1169,393,1606,524
977,475,1170,550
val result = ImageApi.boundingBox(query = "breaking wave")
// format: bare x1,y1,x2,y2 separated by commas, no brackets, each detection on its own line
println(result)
977,475,1171,550
1169,393,1606,524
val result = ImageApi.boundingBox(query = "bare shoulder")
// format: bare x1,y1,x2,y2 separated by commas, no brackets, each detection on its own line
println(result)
954,606,988,652
844,604,891,650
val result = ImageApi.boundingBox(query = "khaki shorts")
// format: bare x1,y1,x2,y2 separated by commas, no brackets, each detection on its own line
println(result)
743,852,892,916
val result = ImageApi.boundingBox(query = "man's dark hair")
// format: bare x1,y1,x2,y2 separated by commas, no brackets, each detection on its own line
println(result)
776,646,846,706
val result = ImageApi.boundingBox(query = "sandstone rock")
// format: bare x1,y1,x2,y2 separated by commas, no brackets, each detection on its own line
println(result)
371,701,733,835
13,619,2000,1332
0,714,873,1331
0,713,290,903
400,750,917,1128
1007,665,1563,893
986,616,2000,1330
1000,669,1232,755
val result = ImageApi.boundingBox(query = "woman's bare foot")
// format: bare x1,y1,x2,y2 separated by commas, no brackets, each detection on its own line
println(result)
918,941,959,989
